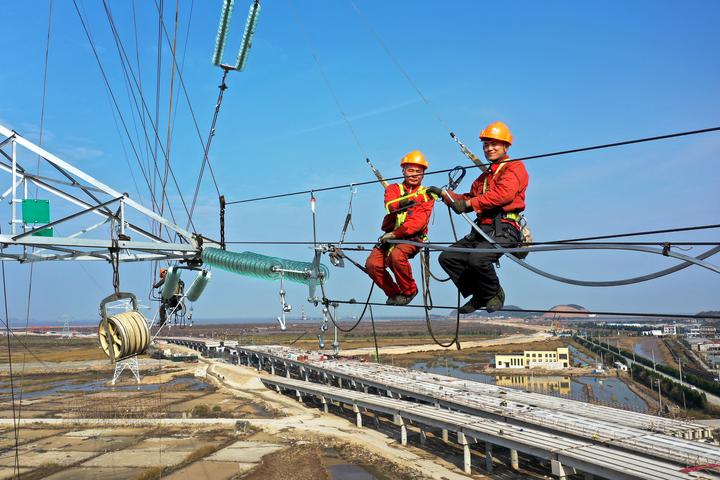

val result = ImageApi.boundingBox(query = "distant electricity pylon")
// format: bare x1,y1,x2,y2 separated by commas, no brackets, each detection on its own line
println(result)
61,315,72,338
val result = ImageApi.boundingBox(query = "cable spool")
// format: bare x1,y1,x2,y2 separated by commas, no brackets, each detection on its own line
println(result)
186,270,211,302
98,311,150,362
97,292,150,363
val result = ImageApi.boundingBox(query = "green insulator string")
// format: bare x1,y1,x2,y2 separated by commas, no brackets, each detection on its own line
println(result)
235,0,261,71
202,247,329,285
212,0,235,66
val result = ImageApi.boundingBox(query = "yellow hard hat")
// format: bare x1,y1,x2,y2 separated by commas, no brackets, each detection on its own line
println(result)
479,121,513,145
400,150,429,169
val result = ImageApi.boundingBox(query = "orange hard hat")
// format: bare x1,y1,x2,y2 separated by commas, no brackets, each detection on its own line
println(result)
400,150,429,169
159,268,167,278
479,121,513,145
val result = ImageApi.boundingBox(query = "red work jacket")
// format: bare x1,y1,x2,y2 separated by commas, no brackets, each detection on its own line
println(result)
381,183,435,238
446,157,528,226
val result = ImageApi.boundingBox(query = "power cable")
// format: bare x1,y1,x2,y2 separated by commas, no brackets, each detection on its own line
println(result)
98,1,198,234
544,224,720,244
72,0,168,219
131,0,152,192
392,239,720,286
20,2,54,463
369,305,380,363
153,0,164,218
287,0,370,159
325,300,720,321
100,1,189,227
227,126,720,205
348,0,453,135
1,236,20,478
224,241,720,247
160,0,180,231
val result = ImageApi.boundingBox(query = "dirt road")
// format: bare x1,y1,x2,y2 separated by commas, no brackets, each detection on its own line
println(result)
338,331,552,356
204,361,480,479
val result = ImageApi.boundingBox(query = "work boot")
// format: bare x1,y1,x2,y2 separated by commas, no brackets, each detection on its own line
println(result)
394,291,417,306
386,296,398,305
485,286,505,313
458,295,484,314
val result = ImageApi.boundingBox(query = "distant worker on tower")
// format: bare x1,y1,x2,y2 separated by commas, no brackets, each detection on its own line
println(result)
427,121,528,314
365,151,435,305
153,268,185,326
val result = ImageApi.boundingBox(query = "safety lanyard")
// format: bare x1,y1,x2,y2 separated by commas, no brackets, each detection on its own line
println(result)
482,159,508,193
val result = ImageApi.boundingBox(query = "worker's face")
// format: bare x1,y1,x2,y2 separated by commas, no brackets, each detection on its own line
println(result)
403,165,425,187
482,139,509,162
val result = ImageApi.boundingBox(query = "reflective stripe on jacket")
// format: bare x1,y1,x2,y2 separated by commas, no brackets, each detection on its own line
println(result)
381,183,434,238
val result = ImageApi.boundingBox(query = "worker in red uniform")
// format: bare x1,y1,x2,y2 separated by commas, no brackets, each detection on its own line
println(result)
365,151,435,306
427,121,528,314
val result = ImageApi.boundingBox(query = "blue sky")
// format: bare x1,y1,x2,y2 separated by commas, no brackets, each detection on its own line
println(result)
1,0,719,325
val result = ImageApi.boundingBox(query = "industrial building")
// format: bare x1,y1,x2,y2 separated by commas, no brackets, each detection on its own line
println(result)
494,346,570,369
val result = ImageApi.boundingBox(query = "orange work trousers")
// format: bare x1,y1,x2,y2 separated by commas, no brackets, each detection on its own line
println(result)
364,243,420,297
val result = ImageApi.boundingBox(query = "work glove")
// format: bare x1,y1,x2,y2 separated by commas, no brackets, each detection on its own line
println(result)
425,186,443,199
450,199,472,214
378,232,396,244
398,198,416,209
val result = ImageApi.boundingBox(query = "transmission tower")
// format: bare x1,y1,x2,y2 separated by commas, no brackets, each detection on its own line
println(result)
111,356,141,385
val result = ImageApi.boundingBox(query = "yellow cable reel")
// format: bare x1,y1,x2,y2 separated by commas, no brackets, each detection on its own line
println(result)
97,292,150,363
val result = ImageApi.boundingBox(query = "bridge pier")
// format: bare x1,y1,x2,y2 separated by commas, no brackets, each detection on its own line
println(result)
270,360,275,376
321,396,328,413
394,414,407,445
420,429,427,445
551,459,574,480
442,429,448,443
353,404,362,427
457,432,471,474
510,448,519,470
484,441,493,473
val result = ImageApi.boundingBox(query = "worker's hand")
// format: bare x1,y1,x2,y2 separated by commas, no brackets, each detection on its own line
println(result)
450,199,472,214
398,198,416,209
378,232,396,244
425,186,443,199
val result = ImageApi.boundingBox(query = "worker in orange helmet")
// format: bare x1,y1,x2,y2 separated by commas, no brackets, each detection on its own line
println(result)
427,121,529,314
365,150,435,305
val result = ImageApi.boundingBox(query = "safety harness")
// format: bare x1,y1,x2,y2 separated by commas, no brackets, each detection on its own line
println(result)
385,184,430,236
481,160,521,223
383,184,430,253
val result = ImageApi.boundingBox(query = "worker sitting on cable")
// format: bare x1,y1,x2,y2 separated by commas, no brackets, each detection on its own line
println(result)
153,268,184,326
427,121,528,314
365,150,435,306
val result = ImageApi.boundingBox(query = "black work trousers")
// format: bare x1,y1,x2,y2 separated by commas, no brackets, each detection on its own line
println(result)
438,221,520,301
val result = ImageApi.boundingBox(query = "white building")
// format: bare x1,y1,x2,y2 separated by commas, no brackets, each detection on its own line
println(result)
662,325,677,336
